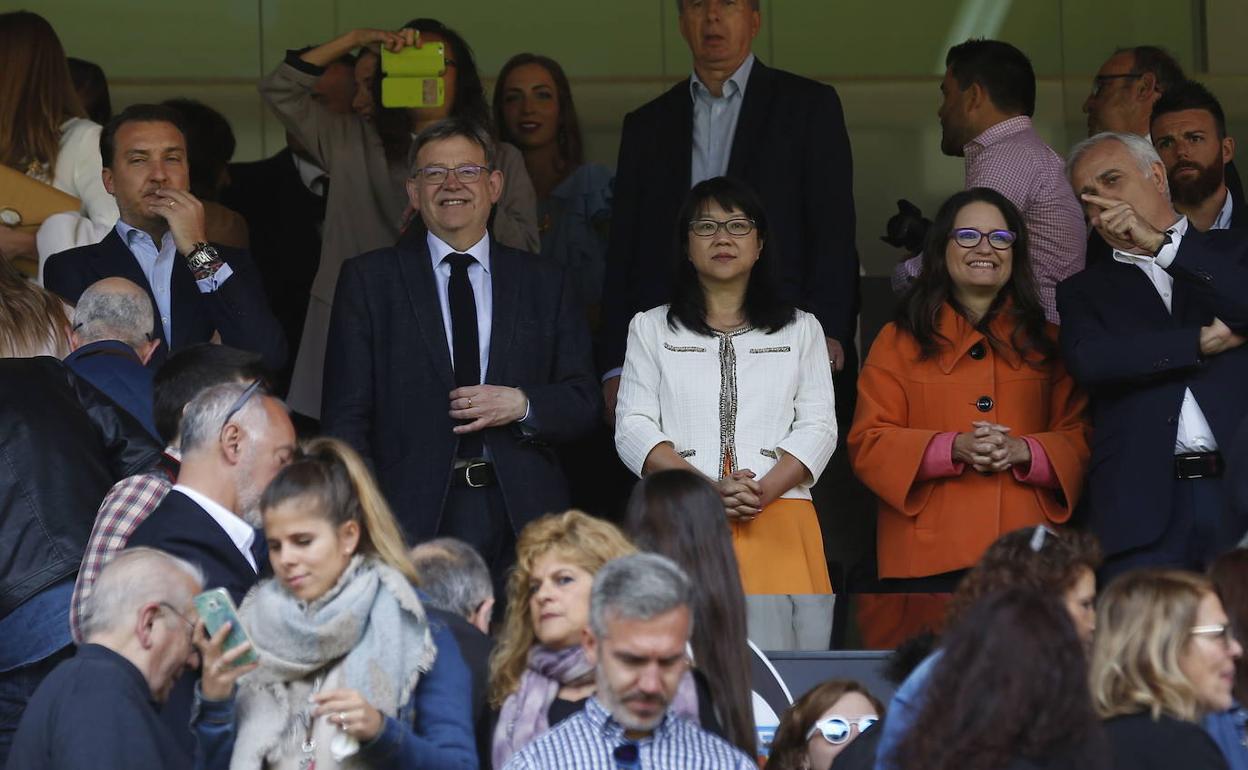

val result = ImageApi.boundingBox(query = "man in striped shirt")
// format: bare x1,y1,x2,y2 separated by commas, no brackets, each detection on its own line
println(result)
503,554,755,770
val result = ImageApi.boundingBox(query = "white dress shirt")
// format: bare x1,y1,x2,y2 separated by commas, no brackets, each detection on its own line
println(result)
615,306,837,499
690,54,755,186
1111,216,1217,453
171,484,258,572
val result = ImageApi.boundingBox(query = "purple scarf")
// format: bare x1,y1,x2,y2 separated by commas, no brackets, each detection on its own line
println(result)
492,645,701,768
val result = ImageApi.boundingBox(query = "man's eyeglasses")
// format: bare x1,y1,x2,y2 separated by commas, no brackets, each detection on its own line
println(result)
221,379,262,432
805,715,879,745
949,228,1016,250
1192,623,1238,647
158,601,196,641
413,164,490,186
688,217,757,238
1089,73,1143,97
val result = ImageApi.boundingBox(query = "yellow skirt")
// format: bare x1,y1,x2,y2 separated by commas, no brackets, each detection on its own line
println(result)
730,498,832,595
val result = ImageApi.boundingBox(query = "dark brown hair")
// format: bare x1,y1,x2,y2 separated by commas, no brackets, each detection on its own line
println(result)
768,679,884,770
1209,548,1248,703
624,470,756,758
492,53,585,170
0,11,84,174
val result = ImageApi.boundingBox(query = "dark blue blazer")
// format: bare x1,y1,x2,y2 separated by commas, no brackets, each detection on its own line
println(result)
1057,228,1248,556
64,339,159,440
43,229,287,372
125,489,265,755
599,58,860,374
321,231,600,543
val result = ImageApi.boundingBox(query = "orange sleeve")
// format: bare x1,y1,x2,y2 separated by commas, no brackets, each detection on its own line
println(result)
1025,355,1091,523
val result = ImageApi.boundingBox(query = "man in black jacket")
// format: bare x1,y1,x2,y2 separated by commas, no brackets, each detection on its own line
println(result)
599,0,858,425
0,358,160,766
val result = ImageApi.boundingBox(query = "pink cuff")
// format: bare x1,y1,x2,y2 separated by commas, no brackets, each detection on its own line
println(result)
1012,436,1060,488
916,432,965,481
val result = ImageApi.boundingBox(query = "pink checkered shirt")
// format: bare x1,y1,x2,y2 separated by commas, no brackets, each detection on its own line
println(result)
894,116,1087,323
70,454,177,642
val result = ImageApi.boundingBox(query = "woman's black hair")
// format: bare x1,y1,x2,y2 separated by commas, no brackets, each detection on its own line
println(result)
372,18,491,164
892,588,1110,770
895,186,1055,363
667,176,794,336
492,53,585,170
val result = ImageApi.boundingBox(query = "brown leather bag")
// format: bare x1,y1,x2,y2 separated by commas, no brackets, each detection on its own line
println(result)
0,163,81,278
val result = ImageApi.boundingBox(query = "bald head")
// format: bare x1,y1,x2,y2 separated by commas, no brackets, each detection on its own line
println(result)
71,277,159,361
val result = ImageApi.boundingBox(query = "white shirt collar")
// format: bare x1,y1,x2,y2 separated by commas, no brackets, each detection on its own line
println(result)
291,153,328,194
690,53,755,100
171,484,257,571
114,218,174,251
1212,189,1234,231
427,231,491,274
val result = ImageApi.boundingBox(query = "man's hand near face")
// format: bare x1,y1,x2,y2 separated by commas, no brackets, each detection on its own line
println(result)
150,188,208,255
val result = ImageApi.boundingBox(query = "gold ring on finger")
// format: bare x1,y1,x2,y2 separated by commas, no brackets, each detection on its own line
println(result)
467,398,472,407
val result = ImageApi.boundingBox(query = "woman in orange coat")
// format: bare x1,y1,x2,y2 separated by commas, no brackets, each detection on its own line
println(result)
848,187,1090,646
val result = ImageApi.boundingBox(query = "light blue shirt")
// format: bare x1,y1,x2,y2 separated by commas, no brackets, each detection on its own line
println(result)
428,231,493,382
689,53,755,186
113,220,234,344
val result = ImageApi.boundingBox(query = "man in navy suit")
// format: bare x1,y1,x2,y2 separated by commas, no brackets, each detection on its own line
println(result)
1058,131,1248,577
322,117,598,588
43,104,286,372
126,378,295,751
64,277,162,439
599,0,858,424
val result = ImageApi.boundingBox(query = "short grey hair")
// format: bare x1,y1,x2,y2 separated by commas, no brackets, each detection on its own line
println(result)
80,547,204,640
72,279,155,349
407,116,496,177
410,537,493,619
178,380,266,455
589,553,694,639
1066,131,1164,183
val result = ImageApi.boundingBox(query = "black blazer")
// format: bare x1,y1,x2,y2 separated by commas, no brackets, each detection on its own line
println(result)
1057,228,1248,556
1103,712,1229,770
125,489,262,605
43,229,287,372
322,231,600,542
599,58,859,373
222,148,326,372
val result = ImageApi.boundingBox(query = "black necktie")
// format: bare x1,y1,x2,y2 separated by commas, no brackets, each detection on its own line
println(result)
446,253,482,457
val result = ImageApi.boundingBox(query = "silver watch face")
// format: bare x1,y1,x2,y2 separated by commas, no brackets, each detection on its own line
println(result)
188,246,218,268
0,208,21,227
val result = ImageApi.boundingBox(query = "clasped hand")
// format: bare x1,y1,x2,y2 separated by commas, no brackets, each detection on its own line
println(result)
449,385,528,433
716,470,763,522
952,421,1031,473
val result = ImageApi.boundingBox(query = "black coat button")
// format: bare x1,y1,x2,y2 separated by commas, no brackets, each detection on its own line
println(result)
1167,415,1178,425
976,395,994,412
969,343,986,360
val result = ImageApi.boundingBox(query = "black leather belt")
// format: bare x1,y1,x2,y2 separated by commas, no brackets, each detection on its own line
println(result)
451,460,496,488
1175,451,1223,480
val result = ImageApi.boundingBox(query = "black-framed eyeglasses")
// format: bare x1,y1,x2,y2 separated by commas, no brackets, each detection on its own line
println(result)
612,741,640,769
949,228,1016,250
158,601,196,640
1192,623,1238,647
220,379,262,432
805,715,878,745
1089,73,1142,97
688,217,756,238
413,164,490,186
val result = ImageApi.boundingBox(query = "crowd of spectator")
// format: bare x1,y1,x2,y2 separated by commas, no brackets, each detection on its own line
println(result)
2,1,1248,769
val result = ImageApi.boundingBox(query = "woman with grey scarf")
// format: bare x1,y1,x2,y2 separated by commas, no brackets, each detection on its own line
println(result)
192,438,477,770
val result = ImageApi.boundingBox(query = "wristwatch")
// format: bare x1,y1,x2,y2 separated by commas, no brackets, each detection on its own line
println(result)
184,242,223,280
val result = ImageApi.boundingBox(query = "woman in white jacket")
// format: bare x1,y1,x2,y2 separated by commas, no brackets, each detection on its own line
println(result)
614,175,837,648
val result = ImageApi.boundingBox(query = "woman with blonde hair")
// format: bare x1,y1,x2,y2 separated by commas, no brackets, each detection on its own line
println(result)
195,437,476,769
0,254,69,358
1091,569,1242,770
0,11,118,271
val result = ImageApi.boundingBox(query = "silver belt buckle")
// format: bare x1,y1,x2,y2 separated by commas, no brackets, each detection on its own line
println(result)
465,460,489,488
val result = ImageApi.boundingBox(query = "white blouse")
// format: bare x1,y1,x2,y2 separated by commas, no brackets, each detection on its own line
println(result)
34,117,120,278
615,305,837,500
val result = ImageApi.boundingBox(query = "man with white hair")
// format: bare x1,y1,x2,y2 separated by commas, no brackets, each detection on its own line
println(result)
63,276,162,437
6,548,203,769
1058,131,1248,577
503,553,755,770
125,379,295,751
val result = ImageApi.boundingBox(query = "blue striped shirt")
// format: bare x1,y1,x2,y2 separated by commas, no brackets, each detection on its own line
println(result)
502,696,755,770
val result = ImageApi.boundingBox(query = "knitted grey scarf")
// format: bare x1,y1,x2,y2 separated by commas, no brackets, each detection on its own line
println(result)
228,556,435,770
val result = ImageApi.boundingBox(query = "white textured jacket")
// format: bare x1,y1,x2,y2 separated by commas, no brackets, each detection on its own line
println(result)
615,305,837,500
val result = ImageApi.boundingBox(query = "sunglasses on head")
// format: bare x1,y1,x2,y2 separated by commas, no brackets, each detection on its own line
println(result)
805,715,878,745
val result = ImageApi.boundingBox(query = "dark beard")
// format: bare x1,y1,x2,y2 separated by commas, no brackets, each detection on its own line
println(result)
1169,157,1226,208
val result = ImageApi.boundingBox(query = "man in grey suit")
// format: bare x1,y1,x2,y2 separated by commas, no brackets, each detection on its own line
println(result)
322,118,598,588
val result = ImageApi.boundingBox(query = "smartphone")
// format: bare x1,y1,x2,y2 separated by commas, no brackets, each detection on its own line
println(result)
193,588,259,667
380,44,446,109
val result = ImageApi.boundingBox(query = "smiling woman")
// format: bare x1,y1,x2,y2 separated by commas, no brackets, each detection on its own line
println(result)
848,186,1092,646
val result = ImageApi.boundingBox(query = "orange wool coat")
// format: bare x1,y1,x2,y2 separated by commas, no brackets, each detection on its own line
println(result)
848,304,1091,578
